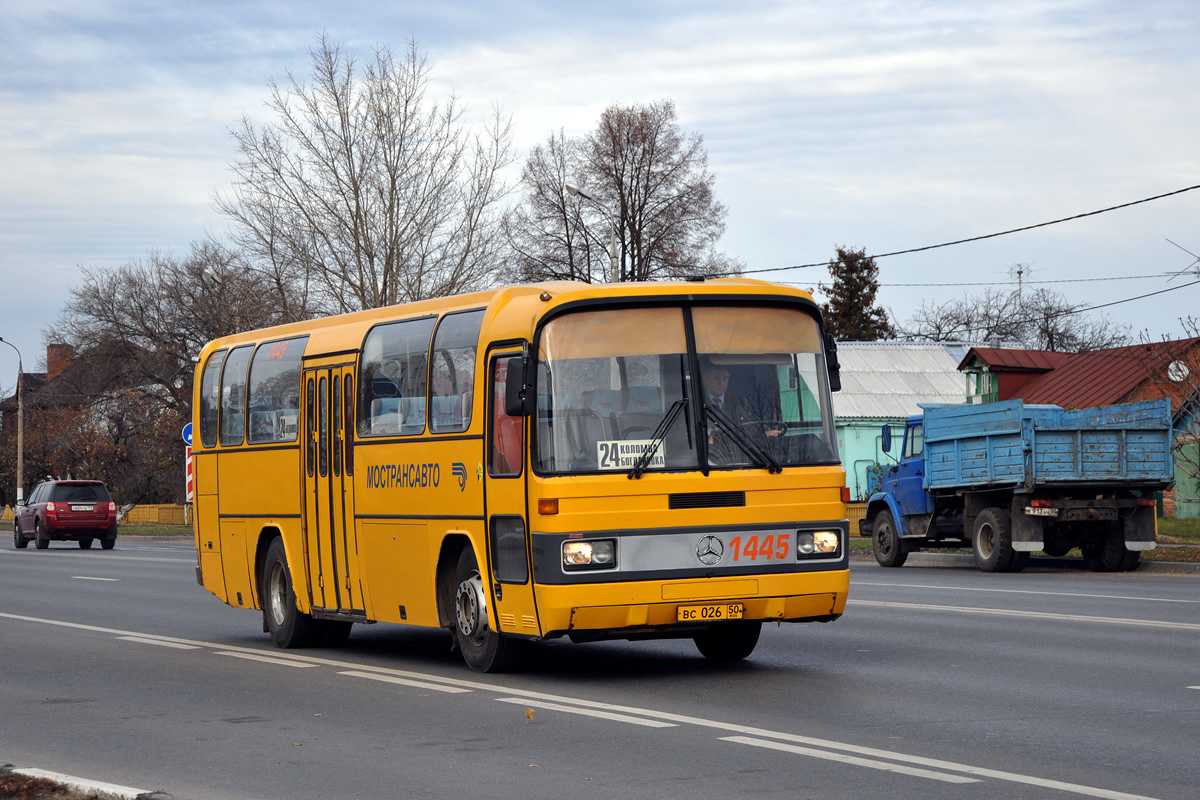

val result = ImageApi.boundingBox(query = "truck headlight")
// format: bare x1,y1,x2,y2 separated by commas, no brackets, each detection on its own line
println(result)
562,539,616,570
797,530,840,559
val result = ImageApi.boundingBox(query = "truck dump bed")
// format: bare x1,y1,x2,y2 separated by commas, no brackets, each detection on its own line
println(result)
923,398,1173,492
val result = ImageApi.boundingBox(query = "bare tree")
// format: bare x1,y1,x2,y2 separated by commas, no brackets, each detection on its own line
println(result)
217,35,514,311
899,283,1130,351
503,130,604,283
507,100,741,283
0,241,306,503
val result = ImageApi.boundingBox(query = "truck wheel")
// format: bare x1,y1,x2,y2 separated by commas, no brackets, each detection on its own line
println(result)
871,510,908,568
1082,526,1125,572
262,537,319,648
972,508,1017,572
1119,549,1141,571
694,621,762,661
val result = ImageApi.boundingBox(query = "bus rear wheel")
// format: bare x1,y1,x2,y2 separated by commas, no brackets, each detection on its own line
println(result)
694,620,762,662
453,547,520,673
262,537,319,648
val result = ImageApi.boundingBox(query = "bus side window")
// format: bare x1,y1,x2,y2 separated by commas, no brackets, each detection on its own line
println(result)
358,316,436,437
198,349,226,449
490,356,523,477
430,309,485,434
219,346,254,447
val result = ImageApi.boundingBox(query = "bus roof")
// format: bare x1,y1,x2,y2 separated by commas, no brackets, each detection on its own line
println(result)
195,278,818,362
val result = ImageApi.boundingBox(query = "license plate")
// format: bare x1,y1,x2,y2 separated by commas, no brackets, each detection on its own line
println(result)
70,505,94,512
677,602,745,622
1024,506,1059,517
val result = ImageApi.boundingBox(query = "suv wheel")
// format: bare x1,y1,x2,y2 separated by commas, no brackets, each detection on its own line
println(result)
34,520,50,550
14,521,28,549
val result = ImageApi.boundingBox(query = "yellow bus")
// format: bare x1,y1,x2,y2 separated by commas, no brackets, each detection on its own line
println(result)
192,279,850,671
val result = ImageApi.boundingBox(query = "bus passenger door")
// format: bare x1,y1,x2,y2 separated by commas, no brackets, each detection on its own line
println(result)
484,351,541,637
303,365,364,615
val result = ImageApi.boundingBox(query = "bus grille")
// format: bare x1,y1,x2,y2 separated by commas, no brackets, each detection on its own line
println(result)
668,491,746,509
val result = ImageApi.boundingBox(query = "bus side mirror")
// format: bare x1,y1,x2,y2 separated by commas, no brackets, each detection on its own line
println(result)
505,356,531,417
881,425,892,453
824,333,841,392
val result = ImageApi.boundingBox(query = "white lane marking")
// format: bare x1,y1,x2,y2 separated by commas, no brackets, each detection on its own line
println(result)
497,697,677,728
117,636,201,650
72,576,119,581
0,549,193,564
1189,686,1200,690
11,768,146,800
722,736,979,784
216,651,319,668
719,731,1160,800
849,599,1200,632
339,670,472,694
853,581,1200,604
0,610,1163,799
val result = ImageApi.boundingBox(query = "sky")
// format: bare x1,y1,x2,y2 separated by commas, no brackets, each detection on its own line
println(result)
2,0,1199,386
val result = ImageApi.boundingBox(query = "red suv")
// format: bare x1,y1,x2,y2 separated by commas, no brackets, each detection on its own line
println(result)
13,480,119,550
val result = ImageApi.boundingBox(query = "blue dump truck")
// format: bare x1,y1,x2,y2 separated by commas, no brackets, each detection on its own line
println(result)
861,398,1174,572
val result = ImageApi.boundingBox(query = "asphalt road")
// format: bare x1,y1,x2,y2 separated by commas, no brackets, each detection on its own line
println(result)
1,538,1197,800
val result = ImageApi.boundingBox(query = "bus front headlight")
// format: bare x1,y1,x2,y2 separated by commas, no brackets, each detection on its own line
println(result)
562,539,616,570
797,530,841,559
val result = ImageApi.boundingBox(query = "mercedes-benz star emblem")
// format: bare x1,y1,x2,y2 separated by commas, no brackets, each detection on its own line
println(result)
696,535,724,566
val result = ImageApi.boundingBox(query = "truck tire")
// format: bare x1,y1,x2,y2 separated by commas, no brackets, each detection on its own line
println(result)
1082,525,1126,572
972,508,1017,572
871,510,908,568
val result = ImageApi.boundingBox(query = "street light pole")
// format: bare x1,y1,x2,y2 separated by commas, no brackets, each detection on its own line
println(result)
565,183,620,283
0,337,24,505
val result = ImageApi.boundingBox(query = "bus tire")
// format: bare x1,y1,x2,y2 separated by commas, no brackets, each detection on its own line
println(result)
694,621,762,662
871,510,907,568
453,547,520,673
262,537,319,648
972,508,1016,572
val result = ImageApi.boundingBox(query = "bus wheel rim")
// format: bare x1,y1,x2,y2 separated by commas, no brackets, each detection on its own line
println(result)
455,570,488,641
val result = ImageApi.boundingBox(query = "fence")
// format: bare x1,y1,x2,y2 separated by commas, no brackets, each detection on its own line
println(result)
121,504,188,525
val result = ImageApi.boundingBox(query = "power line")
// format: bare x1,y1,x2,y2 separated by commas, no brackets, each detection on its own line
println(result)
739,182,1200,277
878,272,1178,288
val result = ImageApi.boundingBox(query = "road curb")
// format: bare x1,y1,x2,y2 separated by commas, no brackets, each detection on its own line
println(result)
2,766,174,799
852,550,1200,574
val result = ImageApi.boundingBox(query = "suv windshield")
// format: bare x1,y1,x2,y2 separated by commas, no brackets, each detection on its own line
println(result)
51,484,110,503
533,304,838,475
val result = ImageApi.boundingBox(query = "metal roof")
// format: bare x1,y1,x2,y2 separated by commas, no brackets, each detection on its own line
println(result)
832,342,966,419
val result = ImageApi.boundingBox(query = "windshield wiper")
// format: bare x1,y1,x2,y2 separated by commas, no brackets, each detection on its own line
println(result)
704,402,782,474
628,397,689,479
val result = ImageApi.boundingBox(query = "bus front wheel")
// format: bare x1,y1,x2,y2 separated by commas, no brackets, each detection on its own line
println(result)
263,537,319,648
453,547,520,673
694,620,762,662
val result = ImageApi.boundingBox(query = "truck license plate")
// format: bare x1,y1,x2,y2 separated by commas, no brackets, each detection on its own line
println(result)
677,602,745,622
1024,506,1058,517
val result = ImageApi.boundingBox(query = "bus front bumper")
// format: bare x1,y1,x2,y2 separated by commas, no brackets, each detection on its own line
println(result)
533,569,849,640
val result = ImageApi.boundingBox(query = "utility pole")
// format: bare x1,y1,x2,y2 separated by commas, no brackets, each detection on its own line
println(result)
0,337,24,504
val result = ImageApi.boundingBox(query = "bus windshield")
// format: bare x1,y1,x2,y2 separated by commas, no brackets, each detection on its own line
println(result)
534,304,838,474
